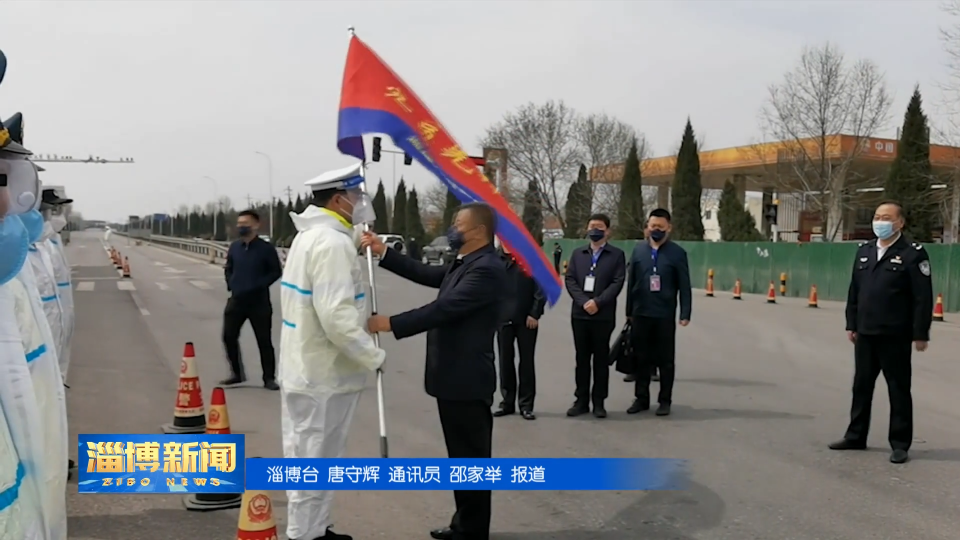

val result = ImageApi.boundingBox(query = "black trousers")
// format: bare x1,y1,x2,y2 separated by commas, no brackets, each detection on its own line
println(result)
438,399,493,540
571,318,615,406
553,253,561,274
844,334,913,451
632,316,677,405
497,322,538,412
222,295,276,382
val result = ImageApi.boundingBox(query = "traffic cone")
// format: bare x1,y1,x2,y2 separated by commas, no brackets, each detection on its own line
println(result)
705,269,714,297
114,251,123,268
122,257,131,278
766,282,776,304
162,342,207,434
933,293,945,322
235,489,278,540
182,387,241,511
808,285,818,308
732,278,742,300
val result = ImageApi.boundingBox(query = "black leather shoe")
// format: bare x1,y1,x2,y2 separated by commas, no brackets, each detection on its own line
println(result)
521,410,536,420
890,449,909,464
627,400,649,414
828,439,867,450
593,405,607,418
219,375,246,386
493,408,515,417
320,527,353,539
655,403,671,416
566,403,589,417
623,373,636,382
430,527,454,540
263,380,280,391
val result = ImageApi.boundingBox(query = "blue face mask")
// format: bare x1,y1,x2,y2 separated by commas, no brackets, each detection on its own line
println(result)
872,221,896,240
19,209,44,244
446,226,466,252
0,216,30,286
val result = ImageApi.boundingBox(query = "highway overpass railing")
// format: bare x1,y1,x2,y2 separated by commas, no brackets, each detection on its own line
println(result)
111,232,288,266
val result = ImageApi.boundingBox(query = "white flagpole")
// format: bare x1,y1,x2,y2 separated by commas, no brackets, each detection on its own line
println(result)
350,25,389,458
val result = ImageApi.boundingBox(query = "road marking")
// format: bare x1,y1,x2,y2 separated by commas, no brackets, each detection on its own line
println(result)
70,276,119,281
130,292,150,316
117,281,137,291
75,282,95,291
78,245,86,249
156,282,170,291
154,261,168,266
163,267,186,274
189,280,212,290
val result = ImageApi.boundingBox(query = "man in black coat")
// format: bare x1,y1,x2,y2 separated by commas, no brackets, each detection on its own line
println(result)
364,202,505,540
564,213,626,418
494,246,545,420
406,235,421,260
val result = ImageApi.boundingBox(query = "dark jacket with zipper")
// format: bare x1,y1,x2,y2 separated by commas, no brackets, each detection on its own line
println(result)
500,254,546,326
626,240,692,321
565,243,626,321
224,236,282,302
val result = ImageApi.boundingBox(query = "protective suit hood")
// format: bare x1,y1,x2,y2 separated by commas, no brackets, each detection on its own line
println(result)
39,221,56,242
290,206,352,236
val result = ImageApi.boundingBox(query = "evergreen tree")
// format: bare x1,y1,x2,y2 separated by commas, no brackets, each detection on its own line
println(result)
564,164,593,238
522,179,544,245
443,188,461,228
671,119,705,240
617,140,644,239
405,188,427,243
372,180,389,233
884,86,935,242
392,178,408,236
717,179,763,241
294,194,304,213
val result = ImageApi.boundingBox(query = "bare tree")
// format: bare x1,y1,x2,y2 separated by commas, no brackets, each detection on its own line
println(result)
591,139,652,220
420,183,448,214
577,113,638,178
481,100,583,231
758,42,891,241
938,0,960,242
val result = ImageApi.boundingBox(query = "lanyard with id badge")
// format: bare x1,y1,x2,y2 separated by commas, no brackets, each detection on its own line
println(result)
650,248,661,292
584,249,602,292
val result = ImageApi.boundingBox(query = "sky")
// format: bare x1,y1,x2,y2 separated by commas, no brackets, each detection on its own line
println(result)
0,0,952,223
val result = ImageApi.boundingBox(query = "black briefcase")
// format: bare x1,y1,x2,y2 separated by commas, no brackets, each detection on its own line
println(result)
609,321,637,374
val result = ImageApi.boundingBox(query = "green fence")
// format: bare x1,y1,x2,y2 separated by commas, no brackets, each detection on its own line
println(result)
545,240,960,312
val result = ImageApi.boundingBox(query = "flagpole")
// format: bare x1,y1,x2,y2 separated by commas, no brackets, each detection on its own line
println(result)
351,25,389,458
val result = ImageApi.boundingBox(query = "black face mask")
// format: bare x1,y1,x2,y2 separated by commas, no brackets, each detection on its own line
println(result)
587,229,606,242
649,229,667,243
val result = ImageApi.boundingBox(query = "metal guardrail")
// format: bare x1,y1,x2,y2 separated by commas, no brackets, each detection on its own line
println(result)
113,232,288,265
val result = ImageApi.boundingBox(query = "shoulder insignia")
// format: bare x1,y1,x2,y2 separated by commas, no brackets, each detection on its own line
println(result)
919,260,931,276
913,242,923,251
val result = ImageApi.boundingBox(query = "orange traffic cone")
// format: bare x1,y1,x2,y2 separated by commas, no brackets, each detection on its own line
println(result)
808,284,818,308
705,269,714,297
122,257,131,278
236,490,279,540
162,342,207,434
766,282,776,304
114,251,123,268
732,278,742,300
183,387,242,511
933,293,945,322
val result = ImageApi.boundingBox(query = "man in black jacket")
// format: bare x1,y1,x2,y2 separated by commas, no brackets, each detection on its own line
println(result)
494,246,545,420
364,202,505,540
830,201,933,464
221,209,283,390
626,208,691,416
564,213,626,418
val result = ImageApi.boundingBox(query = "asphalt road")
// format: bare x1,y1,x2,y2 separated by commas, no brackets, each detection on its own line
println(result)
64,230,960,540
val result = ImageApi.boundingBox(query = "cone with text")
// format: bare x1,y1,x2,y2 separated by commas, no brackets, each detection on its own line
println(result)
161,342,207,434
933,293,945,322
236,489,279,540
705,269,714,297
183,386,243,511
808,285,818,308
766,282,776,304
732,278,742,300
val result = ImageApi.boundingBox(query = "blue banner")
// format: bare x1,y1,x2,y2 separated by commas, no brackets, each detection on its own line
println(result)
245,458,685,491
78,434,245,494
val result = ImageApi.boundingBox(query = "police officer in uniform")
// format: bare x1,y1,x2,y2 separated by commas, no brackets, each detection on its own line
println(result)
829,201,933,464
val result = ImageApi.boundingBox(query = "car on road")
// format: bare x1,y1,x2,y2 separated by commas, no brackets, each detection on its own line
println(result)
422,235,455,265
379,234,406,254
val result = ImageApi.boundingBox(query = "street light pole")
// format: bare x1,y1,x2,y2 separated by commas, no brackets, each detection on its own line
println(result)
203,175,219,240
254,151,274,239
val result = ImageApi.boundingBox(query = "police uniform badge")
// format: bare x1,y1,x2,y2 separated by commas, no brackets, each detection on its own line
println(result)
920,260,931,277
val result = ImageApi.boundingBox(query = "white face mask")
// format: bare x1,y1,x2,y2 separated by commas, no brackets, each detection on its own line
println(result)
49,214,67,232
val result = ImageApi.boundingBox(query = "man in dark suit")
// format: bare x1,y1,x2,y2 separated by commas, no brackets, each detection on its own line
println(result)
364,202,505,540
494,245,545,420
564,213,626,418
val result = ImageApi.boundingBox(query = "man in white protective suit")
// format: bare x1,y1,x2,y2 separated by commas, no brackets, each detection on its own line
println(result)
278,162,385,540
0,86,53,539
37,188,75,385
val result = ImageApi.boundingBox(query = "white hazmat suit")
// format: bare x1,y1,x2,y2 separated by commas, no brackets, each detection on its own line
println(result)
24,217,65,370
278,164,385,540
41,216,73,382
